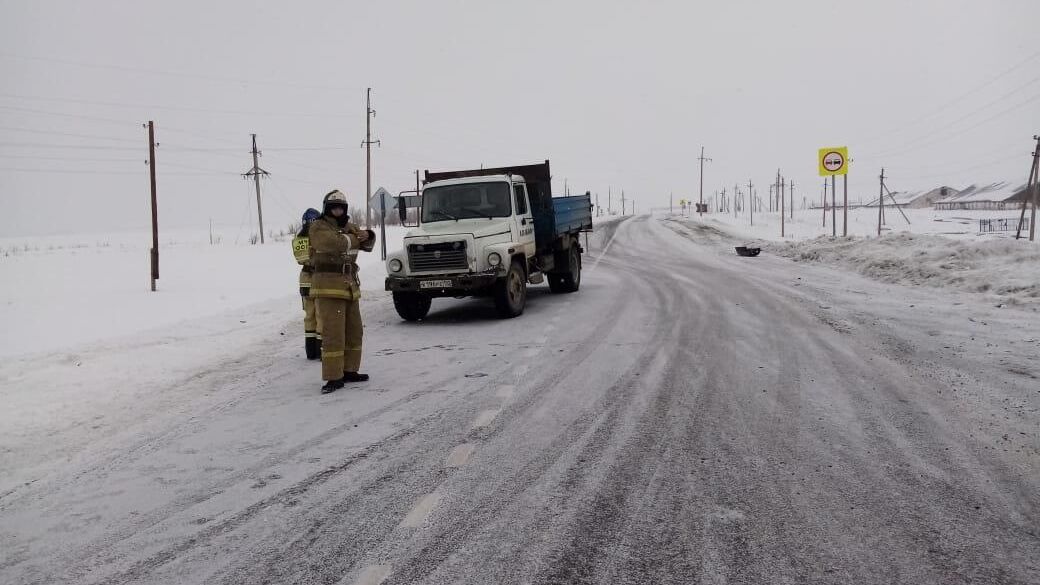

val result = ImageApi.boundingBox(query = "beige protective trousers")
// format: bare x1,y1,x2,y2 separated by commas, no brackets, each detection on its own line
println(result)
302,296,321,339
315,297,363,380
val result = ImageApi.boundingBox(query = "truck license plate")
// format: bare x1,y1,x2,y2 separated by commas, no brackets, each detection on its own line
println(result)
420,279,452,289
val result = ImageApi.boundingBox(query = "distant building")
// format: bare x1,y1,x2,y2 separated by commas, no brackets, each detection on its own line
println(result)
865,186,958,209
933,182,1029,211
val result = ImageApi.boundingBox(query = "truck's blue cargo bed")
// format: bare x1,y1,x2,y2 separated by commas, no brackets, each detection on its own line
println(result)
552,195,594,236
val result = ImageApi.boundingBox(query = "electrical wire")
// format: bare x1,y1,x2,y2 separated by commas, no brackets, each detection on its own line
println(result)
0,125,138,142
856,49,1040,145
0,104,132,125
867,91,1040,160
0,142,142,151
0,52,365,93
0,91,352,119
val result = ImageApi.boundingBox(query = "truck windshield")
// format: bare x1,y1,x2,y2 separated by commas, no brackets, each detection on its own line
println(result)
421,182,511,223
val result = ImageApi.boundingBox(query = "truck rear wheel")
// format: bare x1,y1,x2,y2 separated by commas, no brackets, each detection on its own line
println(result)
550,246,581,293
393,291,432,321
562,246,581,291
493,260,527,318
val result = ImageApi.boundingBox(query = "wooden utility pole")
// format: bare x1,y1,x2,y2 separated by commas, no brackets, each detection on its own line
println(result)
242,134,269,244
780,172,785,238
789,180,794,220
734,183,739,217
621,190,626,215
877,168,886,237
608,186,612,214
698,147,711,216
748,179,754,225
147,121,159,292
362,88,380,229
1014,135,1040,241
822,179,827,228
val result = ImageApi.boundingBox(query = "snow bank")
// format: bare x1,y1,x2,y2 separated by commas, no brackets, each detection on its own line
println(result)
765,233,1040,306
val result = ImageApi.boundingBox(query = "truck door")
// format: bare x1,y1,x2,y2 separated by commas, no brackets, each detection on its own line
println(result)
513,183,536,256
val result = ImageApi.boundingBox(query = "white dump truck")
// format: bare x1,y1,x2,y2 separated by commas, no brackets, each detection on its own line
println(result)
385,160,593,320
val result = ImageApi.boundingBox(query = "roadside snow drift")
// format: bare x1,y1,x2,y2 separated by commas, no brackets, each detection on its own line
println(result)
766,233,1040,306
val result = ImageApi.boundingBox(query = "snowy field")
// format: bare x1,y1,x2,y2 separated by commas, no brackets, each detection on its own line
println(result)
0,225,408,358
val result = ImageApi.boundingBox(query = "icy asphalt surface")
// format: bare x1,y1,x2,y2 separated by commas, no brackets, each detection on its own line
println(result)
2,215,1038,584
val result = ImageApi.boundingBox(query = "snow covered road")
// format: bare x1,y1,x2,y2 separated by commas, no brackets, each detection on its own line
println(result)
2,215,1038,584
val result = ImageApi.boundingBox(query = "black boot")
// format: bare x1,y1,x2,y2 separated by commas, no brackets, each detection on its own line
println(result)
305,336,320,360
321,378,345,394
343,371,369,382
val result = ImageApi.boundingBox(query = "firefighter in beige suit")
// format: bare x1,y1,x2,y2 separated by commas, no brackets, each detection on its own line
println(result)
292,208,322,360
309,190,375,394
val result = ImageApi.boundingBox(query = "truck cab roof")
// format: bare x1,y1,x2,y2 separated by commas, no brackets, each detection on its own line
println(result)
425,174,522,189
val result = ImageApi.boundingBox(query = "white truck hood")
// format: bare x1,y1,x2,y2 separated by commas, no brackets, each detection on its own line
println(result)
407,219,512,240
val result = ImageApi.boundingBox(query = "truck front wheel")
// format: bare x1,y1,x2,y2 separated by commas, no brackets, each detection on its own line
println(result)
493,260,527,318
393,291,432,321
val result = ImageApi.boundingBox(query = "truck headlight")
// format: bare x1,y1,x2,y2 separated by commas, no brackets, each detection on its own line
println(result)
389,258,403,273
487,252,502,267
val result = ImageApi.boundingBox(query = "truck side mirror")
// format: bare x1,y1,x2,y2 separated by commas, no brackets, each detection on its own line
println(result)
398,200,407,224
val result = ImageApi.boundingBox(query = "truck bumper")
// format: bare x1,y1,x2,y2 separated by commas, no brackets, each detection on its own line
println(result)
385,272,499,296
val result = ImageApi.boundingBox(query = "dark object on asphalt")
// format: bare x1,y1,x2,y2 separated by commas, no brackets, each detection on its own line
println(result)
343,372,369,382
735,246,761,257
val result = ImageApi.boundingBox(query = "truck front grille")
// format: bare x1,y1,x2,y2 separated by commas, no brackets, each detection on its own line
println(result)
408,241,468,272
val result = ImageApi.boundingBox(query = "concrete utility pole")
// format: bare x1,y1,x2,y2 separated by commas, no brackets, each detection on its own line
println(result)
242,133,269,244
362,88,381,229
146,121,159,292
608,186,612,214
698,147,711,216
878,168,886,237
621,190,626,215
1033,136,1040,241
1014,135,1040,241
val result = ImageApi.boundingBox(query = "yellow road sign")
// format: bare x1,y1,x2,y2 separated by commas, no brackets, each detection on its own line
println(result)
818,146,849,176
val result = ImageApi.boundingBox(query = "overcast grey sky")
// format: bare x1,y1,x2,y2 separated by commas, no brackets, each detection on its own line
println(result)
1,0,1038,237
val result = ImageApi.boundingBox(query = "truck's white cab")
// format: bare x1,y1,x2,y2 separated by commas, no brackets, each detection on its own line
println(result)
386,174,536,279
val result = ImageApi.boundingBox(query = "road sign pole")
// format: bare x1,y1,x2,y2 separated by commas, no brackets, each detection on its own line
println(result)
843,173,848,237
379,191,387,261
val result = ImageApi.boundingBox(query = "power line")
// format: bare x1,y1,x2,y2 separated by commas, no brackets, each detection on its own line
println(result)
868,91,1040,159
0,167,226,176
857,49,1040,145
0,91,353,119
0,125,137,142
0,142,141,151
863,79,1040,158
0,104,130,125
0,52,365,93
